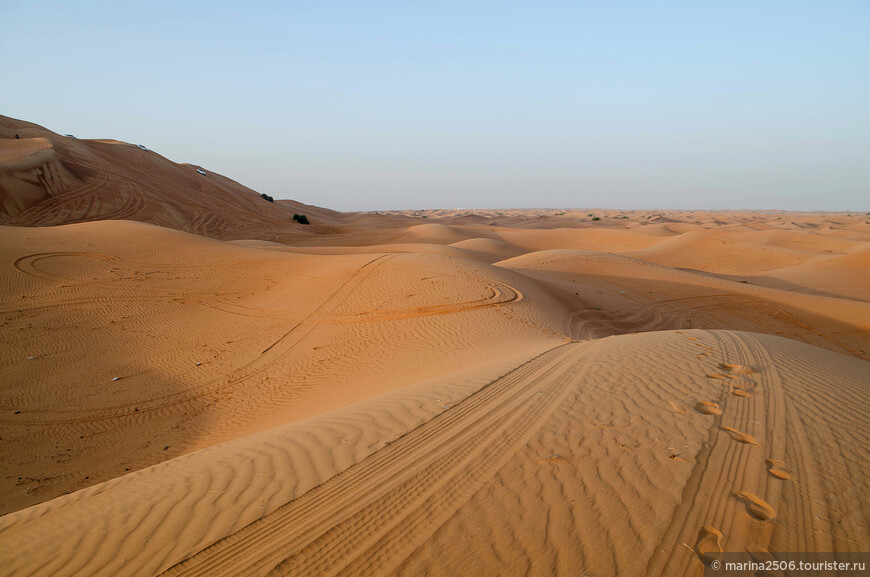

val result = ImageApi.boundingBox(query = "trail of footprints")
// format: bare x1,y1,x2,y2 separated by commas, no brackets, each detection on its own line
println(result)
685,335,791,567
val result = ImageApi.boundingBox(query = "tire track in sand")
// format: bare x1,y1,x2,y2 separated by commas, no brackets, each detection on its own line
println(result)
4,253,527,426
645,330,786,576
4,254,397,425
12,252,121,282
161,340,599,577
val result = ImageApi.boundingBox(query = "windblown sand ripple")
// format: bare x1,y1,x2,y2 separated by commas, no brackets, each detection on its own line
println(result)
1,115,868,576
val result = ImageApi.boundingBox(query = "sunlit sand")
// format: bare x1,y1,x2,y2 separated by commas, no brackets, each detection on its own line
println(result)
1,116,868,576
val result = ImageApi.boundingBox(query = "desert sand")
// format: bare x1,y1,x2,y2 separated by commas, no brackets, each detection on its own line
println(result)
1,116,868,576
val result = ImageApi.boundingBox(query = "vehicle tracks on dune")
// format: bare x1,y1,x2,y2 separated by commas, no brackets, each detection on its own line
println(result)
256,254,397,355
9,162,148,226
2,254,396,425
4,254,525,425
10,250,244,284
12,252,121,282
8,252,519,320
160,340,597,577
645,330,787,576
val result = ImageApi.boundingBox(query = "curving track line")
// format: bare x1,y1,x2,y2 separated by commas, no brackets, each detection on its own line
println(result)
3,247,528,427
194,280,521,324
0,254,394,424
12,252,121,282
2,254,524,426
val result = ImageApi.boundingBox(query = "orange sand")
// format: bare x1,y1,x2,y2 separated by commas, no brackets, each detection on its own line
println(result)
1,115,868,576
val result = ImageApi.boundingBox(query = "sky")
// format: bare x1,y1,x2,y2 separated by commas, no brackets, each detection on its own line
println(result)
2,1,868,211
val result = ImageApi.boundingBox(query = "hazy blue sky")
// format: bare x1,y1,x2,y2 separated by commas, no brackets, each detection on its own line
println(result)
3,1,868,211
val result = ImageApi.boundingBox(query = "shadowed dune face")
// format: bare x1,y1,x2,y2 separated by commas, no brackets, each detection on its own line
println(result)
0,221,566,513
1,118,869,576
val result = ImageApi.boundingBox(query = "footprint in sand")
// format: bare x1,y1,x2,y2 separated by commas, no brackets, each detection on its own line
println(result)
695,401,722,415
719,363,758,375
766,458,792,480
736,492,777,521
696,526,724,563
706,373,737,380
720,427,760,445
731,388,752,397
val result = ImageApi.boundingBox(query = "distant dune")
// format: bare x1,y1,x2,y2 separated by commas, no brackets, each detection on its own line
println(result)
0,116,339,239
1,118,868,576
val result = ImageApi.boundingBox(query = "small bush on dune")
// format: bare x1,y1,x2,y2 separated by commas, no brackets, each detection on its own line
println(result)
293,214,310,225
260,193,274,202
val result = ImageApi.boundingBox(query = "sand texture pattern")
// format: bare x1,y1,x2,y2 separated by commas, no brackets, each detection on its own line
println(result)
1,116,868,576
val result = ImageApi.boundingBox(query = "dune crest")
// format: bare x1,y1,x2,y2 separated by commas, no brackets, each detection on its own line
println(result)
2,118,869,576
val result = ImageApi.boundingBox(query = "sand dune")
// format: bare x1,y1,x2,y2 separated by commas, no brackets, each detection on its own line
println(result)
0,220,573,514
448,238,532,263
1,120,869,576
1,331,867,577
495,248,868,357
0,116,336,239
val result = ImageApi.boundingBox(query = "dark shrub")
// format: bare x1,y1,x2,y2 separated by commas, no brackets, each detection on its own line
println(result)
260,193,274,202
293,214,310,225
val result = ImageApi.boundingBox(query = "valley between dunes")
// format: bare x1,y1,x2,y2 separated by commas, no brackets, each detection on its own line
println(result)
1,117,869,576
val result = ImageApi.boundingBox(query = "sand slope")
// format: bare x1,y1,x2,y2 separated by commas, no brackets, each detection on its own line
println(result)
0,116,337,239
0,220,566,514
1,119,869,576
496,249,869,357
0,330,867,577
